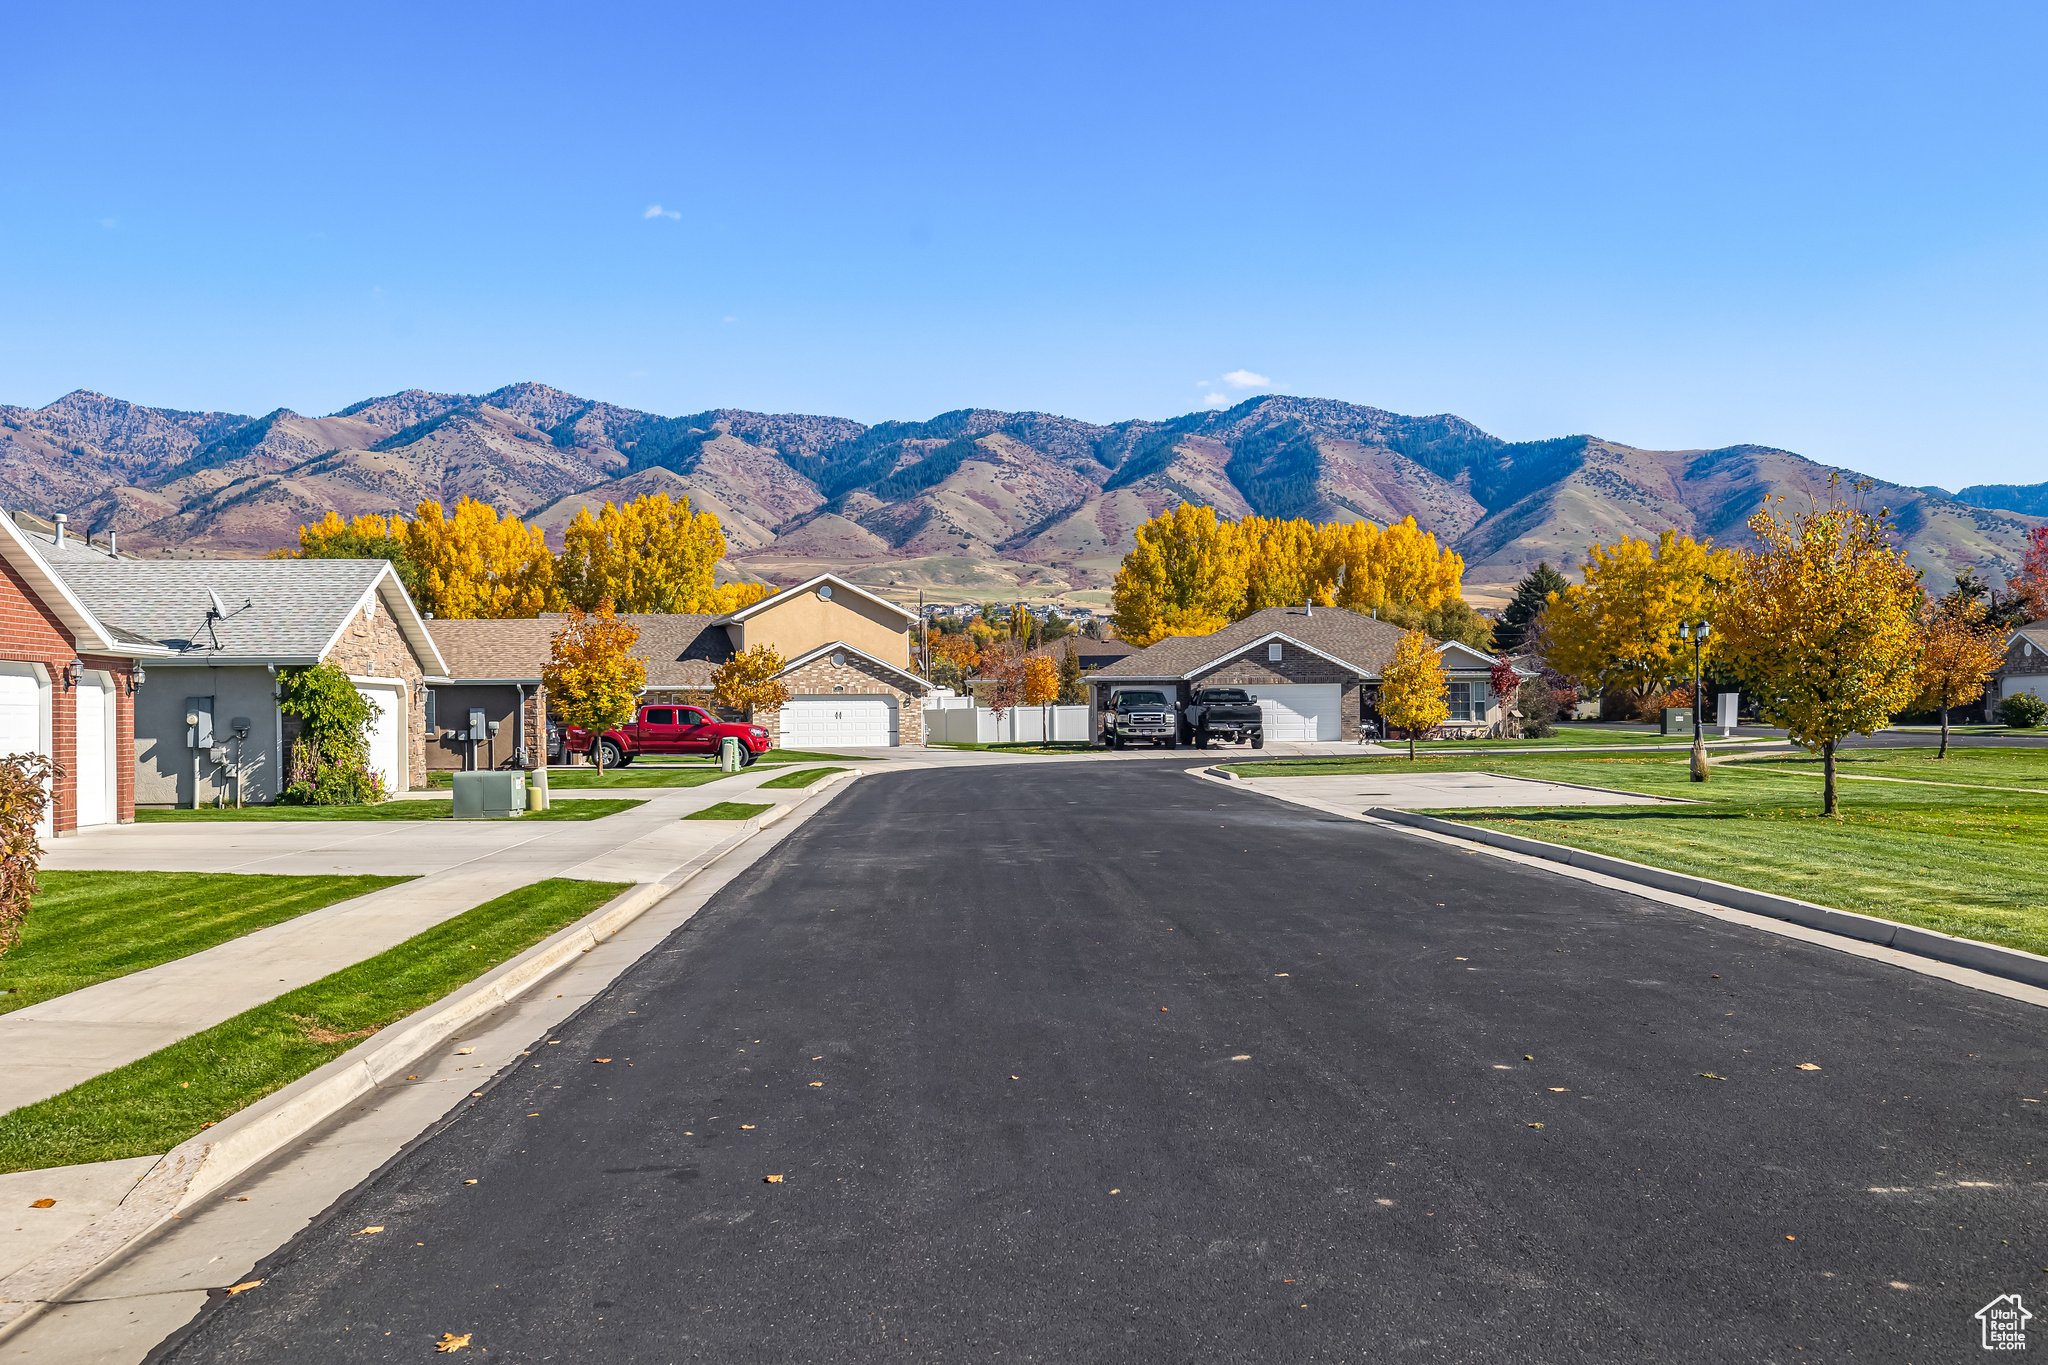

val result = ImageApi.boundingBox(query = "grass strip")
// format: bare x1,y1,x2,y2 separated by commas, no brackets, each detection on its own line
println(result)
1224,747,2048,957
138,798,644,822
0,877,630,1173
684,801,774,821
757,767,848,789
0,872,412,1015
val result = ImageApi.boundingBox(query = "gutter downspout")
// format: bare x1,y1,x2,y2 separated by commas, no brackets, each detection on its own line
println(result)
270,664,281,803
516,683,526,767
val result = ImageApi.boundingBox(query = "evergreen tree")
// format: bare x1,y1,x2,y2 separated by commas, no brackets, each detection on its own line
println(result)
1057,639,1083,704
1495,561,1570,653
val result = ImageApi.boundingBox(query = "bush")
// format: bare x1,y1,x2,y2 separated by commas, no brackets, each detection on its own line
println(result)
1515,677,1557,737
0,753,56,958
1996,692,2048,728
277,664,385,805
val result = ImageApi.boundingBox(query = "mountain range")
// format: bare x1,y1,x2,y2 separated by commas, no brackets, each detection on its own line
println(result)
1,384,2038,608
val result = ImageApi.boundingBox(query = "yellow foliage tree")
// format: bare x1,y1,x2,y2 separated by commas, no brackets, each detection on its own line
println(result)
1023,654,1060,705
1542,531,1735,713
558,493,729,614
712,644,791,718
1241,516,1335,613
541,600,646,774
1716,486,1924,813
1378,629,1449,759
1111,503,1249,645
403,499,560,619
1913,593,2005,758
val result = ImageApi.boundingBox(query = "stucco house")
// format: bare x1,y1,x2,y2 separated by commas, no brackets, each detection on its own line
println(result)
1988,619,2048,713
421,617,551,771
1088,605,1503,741
28,524,446,805
0,517,166,833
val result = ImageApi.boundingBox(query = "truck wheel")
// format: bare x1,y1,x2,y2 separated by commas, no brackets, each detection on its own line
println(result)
739,747,758,768
598,739,625,769
1250,733,1264,750
1195,731,1208,749
1164,732,1178,749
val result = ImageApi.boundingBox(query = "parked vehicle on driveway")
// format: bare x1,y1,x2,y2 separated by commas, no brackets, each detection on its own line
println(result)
561,704,770,768
1101,688,1179,749
1184,686,1265,749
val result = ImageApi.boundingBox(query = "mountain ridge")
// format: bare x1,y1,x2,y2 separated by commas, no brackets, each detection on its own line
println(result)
0,384,2036,604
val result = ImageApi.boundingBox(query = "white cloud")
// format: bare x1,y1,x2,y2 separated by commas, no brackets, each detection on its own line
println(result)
1199,392,1232,409
1195,380,1211,388
643,205,681,220
1221,369,1273,389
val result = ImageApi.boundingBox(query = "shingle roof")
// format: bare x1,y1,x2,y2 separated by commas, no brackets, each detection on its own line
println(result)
45,555,395,660
2014,620,2048,652
1028,636,1141,671
1091,606,1414,679
425,618,554,681
535,613,736,688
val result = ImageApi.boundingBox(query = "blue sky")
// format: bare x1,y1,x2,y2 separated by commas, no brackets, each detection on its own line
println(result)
3,1,2044,486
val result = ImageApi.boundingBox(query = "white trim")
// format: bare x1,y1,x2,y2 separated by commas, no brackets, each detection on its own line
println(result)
0,516,126,654
1435,640,1500,669
776,639,930,691
724,572,919,624
311,565,449,677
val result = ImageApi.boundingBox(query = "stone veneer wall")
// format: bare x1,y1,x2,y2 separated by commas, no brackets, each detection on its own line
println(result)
753,655,925,747
323,597,430,791
1188,649,1363,742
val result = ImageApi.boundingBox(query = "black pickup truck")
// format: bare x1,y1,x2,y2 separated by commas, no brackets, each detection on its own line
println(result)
1102,689,1179,749
1184,687,1265,749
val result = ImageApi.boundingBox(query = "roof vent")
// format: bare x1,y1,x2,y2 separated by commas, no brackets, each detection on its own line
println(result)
52,514,66,547
817,584,834,600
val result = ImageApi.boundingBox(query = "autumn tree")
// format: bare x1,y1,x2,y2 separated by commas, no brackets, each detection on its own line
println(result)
542,600,646,773
0,752,57,959
1716,486,1923,814
1494,561,1569,653
1378,629,1449,759
1023,654,1060,705
1543,531,1735,717
1914,592,2005,757
1111,503,1249,645
286,511,422,598
2009,526,2048,622
979,639,1030,720
557,493,728,614
712,644,792,720
1489,656,1523,738
1241,516,1334,613
402,499,559,618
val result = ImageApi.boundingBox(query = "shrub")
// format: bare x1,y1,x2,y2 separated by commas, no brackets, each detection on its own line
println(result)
277,664,385,805
1996,692,2048,728
0,753,57,958
1515,677,1557,737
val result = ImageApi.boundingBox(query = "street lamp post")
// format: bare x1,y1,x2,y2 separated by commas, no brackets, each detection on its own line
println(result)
1679,620,1711,782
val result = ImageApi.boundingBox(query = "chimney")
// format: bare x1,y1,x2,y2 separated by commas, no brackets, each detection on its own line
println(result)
52,514,66,548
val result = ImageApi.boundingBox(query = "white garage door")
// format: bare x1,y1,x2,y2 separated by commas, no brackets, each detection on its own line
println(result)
1248,684,1343,741
779,695,895,748
0,668,47,835
355,684,404,794
75,671,113,826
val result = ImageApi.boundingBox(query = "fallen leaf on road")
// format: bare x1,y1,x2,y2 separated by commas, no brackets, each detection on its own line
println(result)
1231,1054,1251,1061
741,1124,755,1129
2024,1099,2040,1104
1526,1123,1545,1129
1698,1073,1728,1081
1273,974,1289,978
463,1179,478,1186
594,1058,612,1064
812,1056,822,1061
435,1332,472,1352
352,1226,384,1236
1785,1235,1796,1241
1010,1075,1019,1080
1796,1063,1821,1071
547,1040,561,1045
809,1081,824,1087
225,1281,262,1296
1454,957,1467,961
1109,1189,1121,1194
1523,1055,1534,1061
764,1175,784,1183
457,1048,474,1055
29,1199,55,1208
1160,1007,1168,1012
527,1113,539,1117
407,1076,418,1081
1547,1087,1569,1092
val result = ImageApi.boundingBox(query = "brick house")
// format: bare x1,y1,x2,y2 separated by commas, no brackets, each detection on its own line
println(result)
1088,605,1502,741
0,517,167,833
1988,620,2048,714
29,522,446,805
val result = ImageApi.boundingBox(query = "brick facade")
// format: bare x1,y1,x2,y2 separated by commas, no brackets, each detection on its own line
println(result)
323,595,430,791
750,654,926,747
1188,648,1363,742
0,556,139,830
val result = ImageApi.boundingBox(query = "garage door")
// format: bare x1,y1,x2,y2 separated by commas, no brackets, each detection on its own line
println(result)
779,695,895,747
1248,684,1342,741
355,683,404,794
0,667,47,835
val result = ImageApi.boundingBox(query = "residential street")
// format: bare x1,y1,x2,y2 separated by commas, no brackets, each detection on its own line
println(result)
163,758,2047,1362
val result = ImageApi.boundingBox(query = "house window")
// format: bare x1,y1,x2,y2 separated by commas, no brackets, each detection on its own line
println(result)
1447,682,1474,721
1268,643,1283,662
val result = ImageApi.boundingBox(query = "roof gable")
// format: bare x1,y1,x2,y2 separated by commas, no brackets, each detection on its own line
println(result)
725,573,917,624
779,639,929,691
1091,606,1416,680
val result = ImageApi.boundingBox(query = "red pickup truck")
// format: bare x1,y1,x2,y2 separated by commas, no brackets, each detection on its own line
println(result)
558,704,770,769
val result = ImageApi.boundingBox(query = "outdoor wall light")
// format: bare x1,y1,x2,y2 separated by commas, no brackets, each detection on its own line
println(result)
127,665,146,693
62,659,82,690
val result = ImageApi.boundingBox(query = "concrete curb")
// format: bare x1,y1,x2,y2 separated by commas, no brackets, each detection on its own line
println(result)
0,766,866,1335
1367,807,2048,991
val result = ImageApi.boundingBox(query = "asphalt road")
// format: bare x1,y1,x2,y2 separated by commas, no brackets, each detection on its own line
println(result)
162,761,2048,1363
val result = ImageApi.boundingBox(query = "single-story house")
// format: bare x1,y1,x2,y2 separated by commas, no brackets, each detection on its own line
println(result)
421,617,551,771
1989,619,2048,712
1087,604,1504,741
30,522,446,805
0,516,167,833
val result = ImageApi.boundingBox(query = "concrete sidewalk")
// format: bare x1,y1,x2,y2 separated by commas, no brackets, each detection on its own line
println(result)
1236,769,1688,810
5,766,812,1113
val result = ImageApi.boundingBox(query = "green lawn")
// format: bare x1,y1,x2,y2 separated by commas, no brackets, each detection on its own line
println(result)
1223,747,2048,958
0,872,413,1015
0,877,630,1173
138,798,644,822
545,766,737,789
757,766,848,789
684,801,774,821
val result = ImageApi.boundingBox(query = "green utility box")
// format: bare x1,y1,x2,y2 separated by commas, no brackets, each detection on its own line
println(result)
720,735,742,773
452,770,527,819
1660,707,1694,736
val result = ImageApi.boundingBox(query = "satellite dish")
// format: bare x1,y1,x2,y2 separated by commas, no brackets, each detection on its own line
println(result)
207,589,228,618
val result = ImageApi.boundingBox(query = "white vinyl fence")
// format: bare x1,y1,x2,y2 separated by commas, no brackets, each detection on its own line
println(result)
924,703,1092,745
